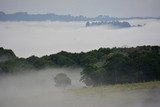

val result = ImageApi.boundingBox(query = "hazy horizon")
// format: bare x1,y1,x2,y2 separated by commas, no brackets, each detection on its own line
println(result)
1,11,160,18
0,0,160,17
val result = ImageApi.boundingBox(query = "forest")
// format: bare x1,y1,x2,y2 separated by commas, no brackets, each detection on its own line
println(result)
0,46,160,86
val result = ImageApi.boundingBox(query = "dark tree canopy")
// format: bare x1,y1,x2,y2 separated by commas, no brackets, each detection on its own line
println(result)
0,46,160,86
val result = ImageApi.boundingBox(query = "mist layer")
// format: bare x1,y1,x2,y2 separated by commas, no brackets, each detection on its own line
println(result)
0,20,160,57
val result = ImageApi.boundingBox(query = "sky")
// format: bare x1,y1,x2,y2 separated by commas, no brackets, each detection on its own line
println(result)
0,0,160,17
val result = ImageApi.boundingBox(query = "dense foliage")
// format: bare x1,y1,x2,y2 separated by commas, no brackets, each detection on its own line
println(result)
0,47,16,62
0,46,160,86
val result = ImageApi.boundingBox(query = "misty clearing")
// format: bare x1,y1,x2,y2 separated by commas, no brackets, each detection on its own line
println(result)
0,69,160,107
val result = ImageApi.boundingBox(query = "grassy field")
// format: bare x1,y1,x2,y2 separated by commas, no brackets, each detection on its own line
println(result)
70,81,160,95
68,81,160,107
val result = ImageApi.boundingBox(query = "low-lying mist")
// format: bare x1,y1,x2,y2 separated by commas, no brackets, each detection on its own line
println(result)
0,19,160,57
0,68,160,107
0,68,84,107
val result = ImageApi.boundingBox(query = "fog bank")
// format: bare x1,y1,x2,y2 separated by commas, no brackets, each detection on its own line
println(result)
0,68,84,107
0,20,160,57
0,68,160,107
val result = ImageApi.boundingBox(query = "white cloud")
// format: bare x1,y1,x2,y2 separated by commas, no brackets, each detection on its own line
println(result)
0,20,160,57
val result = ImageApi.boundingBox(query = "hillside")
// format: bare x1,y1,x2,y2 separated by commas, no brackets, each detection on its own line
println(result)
70,81,160,107
71,81,160,94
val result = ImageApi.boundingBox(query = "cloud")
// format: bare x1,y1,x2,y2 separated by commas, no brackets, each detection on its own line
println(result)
0,20,160,57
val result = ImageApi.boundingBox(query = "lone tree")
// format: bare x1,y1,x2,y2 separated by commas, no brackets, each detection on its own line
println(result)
86,21,90,27
54,73,71,88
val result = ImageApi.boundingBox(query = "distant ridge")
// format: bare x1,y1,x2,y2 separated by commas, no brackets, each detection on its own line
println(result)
0,11,160,22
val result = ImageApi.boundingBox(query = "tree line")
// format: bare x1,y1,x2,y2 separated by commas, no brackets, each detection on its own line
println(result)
0,46,160,86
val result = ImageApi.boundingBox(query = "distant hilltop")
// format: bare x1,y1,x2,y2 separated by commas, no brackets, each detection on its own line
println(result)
86,21,131,28
85,21,146,28
0,11,160,22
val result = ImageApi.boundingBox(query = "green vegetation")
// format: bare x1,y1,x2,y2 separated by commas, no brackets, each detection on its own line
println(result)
0,47,16,62
0,46,160,86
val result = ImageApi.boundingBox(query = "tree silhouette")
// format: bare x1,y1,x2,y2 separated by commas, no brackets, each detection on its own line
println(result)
54,73,71,88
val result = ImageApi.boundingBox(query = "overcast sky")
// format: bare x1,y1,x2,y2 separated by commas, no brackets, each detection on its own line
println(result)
0,0,160,17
